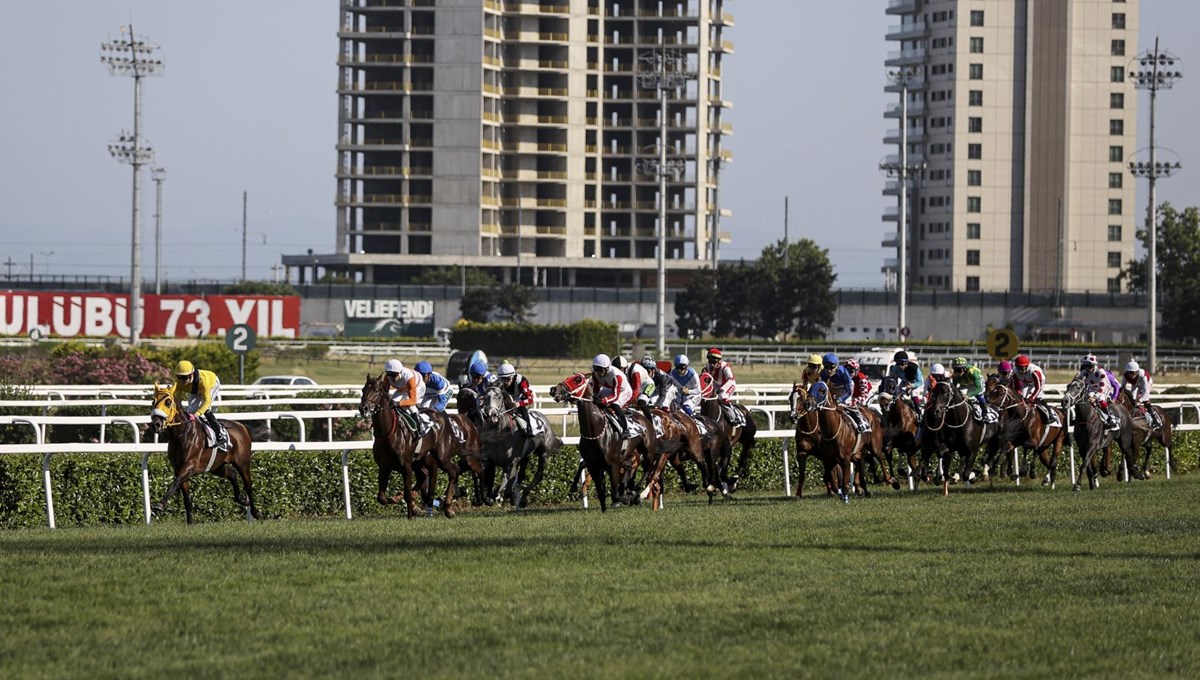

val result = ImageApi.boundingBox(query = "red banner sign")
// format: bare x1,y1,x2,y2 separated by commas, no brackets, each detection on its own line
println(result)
0,292,300,339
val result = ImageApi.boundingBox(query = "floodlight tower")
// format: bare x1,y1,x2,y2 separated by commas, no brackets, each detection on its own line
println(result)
151,167,165,294
879,65,925,343
101,26,164,345
1128,39,1183,374
638,50,692,358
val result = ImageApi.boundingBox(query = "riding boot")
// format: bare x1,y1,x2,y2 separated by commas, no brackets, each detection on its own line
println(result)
205,410,226,449
611,405,631,439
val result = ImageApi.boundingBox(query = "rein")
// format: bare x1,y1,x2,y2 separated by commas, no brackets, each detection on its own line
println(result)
927,389,968,431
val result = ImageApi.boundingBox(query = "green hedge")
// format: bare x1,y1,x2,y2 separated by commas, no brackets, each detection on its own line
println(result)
450,319,618,358
2,428,1192,528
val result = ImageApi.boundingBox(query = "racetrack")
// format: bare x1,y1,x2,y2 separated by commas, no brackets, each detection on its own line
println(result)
3,477,1198,678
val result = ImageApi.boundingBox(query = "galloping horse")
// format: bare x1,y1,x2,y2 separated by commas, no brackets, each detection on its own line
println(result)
788,383,837,498
809,383,890,502
698,375,757,493
635,382,711,508
878,377,921,486
358,373,456,518
148,383,259,523
1060,379,1139,491
474,384,559,509
984,377,1067,488
924,380,1005,496
551,373,655,512
1116,389,1173,478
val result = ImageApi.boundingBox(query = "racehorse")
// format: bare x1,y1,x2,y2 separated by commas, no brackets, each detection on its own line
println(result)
551,373,656,512
984,377,1067,488
473,384,559,509
440,409,484,506
924,379,1005,496
147,383,259,524
878,376,921,486
358,373,456,518
1116,388,1174,478
809,382,891,502
698,374,757,494
1060,379,1140,491
788,383,837,498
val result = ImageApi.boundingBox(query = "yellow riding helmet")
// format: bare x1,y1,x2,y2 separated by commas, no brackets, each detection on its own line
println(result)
808,353,822,366
174,360,195,377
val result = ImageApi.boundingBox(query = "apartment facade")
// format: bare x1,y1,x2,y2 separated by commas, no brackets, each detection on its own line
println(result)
284,0,733,287
882,0,1138,293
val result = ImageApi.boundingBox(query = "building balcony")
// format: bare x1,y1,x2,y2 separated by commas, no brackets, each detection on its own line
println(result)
884,102,925,118
885,0,918,15
884,128,925,145
885,47,926,66
882,206,899,222
881,232,899,248
884,77,926,94
714,11,734,26
886,20,927,41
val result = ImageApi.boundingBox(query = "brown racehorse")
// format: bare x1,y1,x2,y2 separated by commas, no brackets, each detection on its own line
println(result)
1060,378,1141,490
358,373,456,518
788,383,840,498
698,373,757,495
638,381,723,507
985,377,1067,488
551,373,655,512
413,410,482,517
808,383,890,502
923,379,1005,496
878,376,921,487
147,383,259,524
1116,389,1174,478
440,410,484,506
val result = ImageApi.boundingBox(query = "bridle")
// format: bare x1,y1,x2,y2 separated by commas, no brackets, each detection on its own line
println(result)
925,383,968,431
789,388,820,437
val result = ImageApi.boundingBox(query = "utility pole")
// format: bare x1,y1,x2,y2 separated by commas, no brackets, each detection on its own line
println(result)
783,196,789,268
1129,39,1184,375
241,191,248,282
152,167,165,294
2,257,14,279
102,26,164,346
880,65,925,342
638,49,692,358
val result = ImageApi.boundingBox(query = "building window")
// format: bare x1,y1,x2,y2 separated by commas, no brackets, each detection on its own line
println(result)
1108,278,1121,293
1108,224,1122,241
1112,39,1126,56
1111,66,1125,83
1109,145,1124,162
1111,92,1125,109
970,10,984,26
1109,172,1123,189
969,63,984,80
1107,252,1122,268
969,90,983,106
966,276,980,291
1112,13,1125,30
967,223,981,239
970,37,984,53
967,197,982,213
1109,199,1123,215
968,143,982,159
967,250,981,266
968,170,982,186
969,117,983,133
1110,119,1124,135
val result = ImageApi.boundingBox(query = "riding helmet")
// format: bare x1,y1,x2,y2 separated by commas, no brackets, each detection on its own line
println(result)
952,357,969,369
469,360,487,377
640,356,657,371
930,363,946,376
998,361,1013,373
497,362,516,378
674,354,689,368
612,356,629,370
384,359,403,374
707,348,722,362
845,359,860,372
414,361,433,374
592,354,611,370
894,351,909,363
174,360,194,377
1079,354,1096,369
822,352,839,367
1125,360,1140,373
808,353,822,366
1015,355,1031,368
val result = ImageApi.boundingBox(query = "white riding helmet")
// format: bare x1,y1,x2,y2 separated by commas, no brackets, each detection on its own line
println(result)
1125,360,1140,373
612,356,629,370
497,362,516,378
930,363,946,376
674,354,689,367
384,359,403,374
592,354,611,370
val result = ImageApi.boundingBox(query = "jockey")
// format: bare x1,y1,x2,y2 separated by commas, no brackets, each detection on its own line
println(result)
1123,360,1160,428
1013,354,1058,426
845,358,874,407
384,359,426,434
172,360,228,450
1076,354,1118,429
703,348,742,425
799,353,824,392
995,360,1015,386
590,353,632,438
496,362,535,434
468,360,497,391
668,354,701,416
414,360,453,412
642,356,675,411
888,350,924,403
923,363,946,395
951,357,988,415
820,354,867,432
616,356,655,411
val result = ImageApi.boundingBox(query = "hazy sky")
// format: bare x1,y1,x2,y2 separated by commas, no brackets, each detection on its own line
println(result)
1,1,1197,288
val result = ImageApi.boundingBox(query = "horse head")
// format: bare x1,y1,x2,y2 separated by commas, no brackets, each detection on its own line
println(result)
358,373,388,418
984,374,1013,408
148,383,180,436
456,386,480,417
927,379,954,421
789,382,819,421
550,373,590,403
479,385,508,427
1060,378,1086,412
878,376,898,403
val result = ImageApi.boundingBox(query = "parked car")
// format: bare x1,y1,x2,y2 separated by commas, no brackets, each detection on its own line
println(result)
251,375,319,387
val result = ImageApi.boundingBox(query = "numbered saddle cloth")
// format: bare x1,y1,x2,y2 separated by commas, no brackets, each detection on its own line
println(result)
970,403,1000,424
721,403,744,426
448,418,466,445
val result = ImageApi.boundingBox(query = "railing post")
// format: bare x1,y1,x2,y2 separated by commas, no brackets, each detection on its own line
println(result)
341,448,353,519
782,437,792,497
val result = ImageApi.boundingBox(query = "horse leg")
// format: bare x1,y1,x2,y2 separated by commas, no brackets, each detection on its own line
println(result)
377,466,395,505
837,456,851,503
671,455,698,493
519,448,547,509
795,451,809,498
640,450,671,502
234,455,261,520
152,464,195,515
568,458,586,495
439,455,459,518
220,464,248,507
401,461,417,519
181,479,194,524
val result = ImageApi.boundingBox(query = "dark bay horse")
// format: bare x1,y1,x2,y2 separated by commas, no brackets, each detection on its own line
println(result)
475,384,559,509
551,374,655,512
985,377,1066,488
358,373,456,518
924,380,1005,496
878,376,921,487
789,383,837,498
1060,379,1139,491
640,381,714,499
148,383,259,524
808,383,891,502
698,381,757,493
1116,389,1174,479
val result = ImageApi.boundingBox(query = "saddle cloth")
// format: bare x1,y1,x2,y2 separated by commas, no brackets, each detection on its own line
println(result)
651,414,664,438
721,403,745,426
605,411,645,439
970,404,1000,424
694,418,709,437
448,418,465,445
515,414,545,436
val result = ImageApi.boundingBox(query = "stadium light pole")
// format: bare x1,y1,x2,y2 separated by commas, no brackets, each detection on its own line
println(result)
152,167,165,294
880,65,924,343
1128,39,1183,375
638,50,692,358
102,26,164,346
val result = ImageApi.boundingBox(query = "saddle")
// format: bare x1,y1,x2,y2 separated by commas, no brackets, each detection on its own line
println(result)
842,407,871,434
196,418,229,451
1035,403,1060,426
605,410,644,440
721,403,745,427
969,403,1000,424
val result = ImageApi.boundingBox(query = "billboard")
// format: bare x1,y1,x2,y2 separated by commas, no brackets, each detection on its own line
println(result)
0,292,299,339
343,298,435,337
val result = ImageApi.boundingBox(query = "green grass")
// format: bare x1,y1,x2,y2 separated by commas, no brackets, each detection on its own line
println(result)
3,478,1200,678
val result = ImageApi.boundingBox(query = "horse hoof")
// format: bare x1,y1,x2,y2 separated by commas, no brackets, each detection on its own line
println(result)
445,508,456,519
150,502,164,514
891,480,901,491
1073,484,1082,492
706,484,716,494
720,482,729,497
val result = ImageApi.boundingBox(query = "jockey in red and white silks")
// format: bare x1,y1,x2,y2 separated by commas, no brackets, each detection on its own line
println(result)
702,347,737,402
1012,355,1045,402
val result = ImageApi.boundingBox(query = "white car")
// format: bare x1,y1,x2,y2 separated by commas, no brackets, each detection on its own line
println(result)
251,375,318,387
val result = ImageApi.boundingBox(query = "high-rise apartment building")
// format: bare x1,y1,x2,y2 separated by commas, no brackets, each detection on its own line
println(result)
882,0,1138,293
287,0,733,286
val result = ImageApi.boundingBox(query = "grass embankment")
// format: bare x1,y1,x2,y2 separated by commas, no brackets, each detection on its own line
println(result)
2,477,1198,678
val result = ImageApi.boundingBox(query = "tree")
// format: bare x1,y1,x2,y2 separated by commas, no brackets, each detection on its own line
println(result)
491,283,537,323
754,239,837,339
222,280,298,296
674,267,718,338
412,266,497,288
459,287,495,323
1121,202,1200,341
